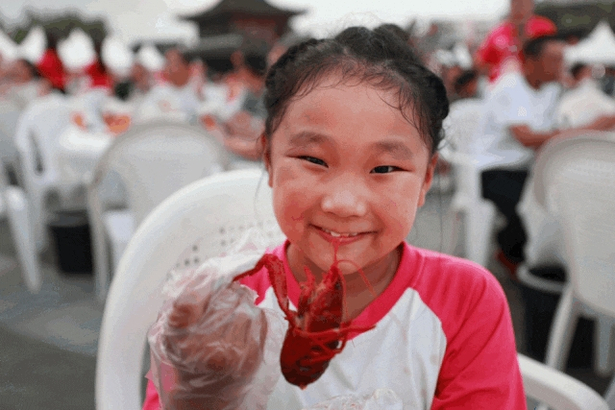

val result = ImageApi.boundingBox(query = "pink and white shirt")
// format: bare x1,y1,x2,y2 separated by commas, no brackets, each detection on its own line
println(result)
143,241,526,409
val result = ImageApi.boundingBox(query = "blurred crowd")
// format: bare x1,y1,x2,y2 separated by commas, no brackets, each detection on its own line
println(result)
1,1,614,164
0,27,292,164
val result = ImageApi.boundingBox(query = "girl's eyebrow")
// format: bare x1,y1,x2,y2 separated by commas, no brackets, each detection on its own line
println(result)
289,131,332,147
371,140,415,160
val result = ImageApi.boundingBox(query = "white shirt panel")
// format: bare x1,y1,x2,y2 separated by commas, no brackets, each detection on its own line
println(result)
258,287,447,410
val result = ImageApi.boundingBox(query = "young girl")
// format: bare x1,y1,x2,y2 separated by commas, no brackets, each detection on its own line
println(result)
143,26,526,409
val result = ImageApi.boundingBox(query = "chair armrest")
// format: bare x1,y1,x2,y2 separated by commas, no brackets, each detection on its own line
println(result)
518,354,609,410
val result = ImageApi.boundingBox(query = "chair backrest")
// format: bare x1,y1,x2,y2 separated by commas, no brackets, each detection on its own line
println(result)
95,169,285,410
13,94,72,188
518,354,609,410
441,98,484,156
90,119,228,225
531,132,615,317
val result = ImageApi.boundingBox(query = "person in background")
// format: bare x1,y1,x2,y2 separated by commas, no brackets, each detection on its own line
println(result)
475,0,557,84
134,47,202,123
452,69,480,101
478,35,615,277
84,40,114,91
2,58,50,108
201,44,268,163
556,62,615,129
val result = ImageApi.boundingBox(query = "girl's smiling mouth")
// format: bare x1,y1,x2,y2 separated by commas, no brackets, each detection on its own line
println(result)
312,225,373,243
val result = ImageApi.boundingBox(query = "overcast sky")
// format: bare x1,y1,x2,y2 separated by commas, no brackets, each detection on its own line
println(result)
0,0,510,43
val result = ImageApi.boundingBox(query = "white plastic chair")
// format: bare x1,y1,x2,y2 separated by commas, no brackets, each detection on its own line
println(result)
13,93,73,251
87,120,230,300
441,98,498,267
519,354,609,410
526,133,615,407
0,99,22,175
95,168,284,410
0,160,40,292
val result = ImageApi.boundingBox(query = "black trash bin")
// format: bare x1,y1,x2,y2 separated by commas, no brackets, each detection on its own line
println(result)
519,266,594,369
48,211,93,274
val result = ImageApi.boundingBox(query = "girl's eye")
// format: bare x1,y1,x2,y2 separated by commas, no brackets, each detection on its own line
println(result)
371,165,399,174
300,156,327,167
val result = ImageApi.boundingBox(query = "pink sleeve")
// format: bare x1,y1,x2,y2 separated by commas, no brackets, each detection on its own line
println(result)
142,379,161,410
430,268,526,409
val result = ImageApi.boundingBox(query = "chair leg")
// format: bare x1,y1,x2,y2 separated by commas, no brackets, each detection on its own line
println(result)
545,285,579,371
605,374,615,409
5,186,41,293
595,317,615,377
465,199,496,267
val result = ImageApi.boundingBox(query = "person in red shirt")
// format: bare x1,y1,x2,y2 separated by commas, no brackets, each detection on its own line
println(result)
37,30,66,92
475,0,557,83
84,40,113,90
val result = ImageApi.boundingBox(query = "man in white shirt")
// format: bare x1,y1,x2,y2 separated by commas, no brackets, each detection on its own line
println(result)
478,35,615,273
135,48,202,123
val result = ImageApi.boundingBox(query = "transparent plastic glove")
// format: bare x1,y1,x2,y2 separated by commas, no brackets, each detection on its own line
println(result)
148,229,285,410
304,389,404,410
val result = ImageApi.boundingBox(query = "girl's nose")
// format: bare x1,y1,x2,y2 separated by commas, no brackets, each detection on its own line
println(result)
321,181,368,218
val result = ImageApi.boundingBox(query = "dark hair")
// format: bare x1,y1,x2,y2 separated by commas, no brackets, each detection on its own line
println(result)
376,24,411,45
453,69,478,94
18,59,40,79
263,26,449,154
570,62,588,80
522,35,560,60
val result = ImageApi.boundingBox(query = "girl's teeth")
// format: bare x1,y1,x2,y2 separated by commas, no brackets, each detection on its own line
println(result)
324,229,358,238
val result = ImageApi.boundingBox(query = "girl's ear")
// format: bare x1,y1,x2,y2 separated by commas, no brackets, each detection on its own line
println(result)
260,134,273,187
418,153,438,208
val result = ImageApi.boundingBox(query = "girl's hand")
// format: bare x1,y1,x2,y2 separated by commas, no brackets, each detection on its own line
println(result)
150,269,268,410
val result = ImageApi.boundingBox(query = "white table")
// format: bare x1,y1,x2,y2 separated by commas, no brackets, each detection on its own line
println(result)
57,124,112,186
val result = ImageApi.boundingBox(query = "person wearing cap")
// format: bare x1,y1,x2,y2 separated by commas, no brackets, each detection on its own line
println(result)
475,0,557,84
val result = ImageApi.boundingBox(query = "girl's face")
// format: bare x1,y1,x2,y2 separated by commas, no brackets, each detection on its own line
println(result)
265,76,437,278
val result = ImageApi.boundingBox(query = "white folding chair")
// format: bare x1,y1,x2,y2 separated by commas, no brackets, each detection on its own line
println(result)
524,133,615,408
0,160,40,292
95,168,284,410
87,120,230,300
519,354,609,410
441,98,498,266
13,93,73,251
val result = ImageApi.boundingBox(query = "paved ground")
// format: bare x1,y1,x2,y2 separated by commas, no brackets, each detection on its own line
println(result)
0,187,612,410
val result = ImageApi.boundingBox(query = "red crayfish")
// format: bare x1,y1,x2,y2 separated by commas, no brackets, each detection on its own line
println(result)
234,252,374,389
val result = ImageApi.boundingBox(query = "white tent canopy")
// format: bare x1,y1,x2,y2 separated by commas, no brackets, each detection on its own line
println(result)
0,30,18,62
101,36,134,77
17,25,46,64
565,20,615,66
136,44,165,72
58,28,96,72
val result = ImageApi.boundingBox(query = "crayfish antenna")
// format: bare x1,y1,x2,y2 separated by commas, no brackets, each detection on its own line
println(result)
334,258,376,297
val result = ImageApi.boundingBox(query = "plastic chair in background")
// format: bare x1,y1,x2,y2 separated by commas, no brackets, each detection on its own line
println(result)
0,99,22,179
95,169,284,410
0,159,40,293
13,93,73,252
441,98,498,267
86,120,229,300
526,133,615,408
